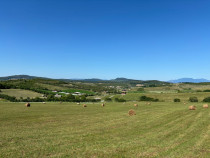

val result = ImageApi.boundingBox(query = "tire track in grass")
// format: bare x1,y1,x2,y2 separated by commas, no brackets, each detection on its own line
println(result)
88,109,196,157
192,109,210,157
171,109,209,157
193,124,210,157
137,109,195,135
54,105,177,157
118,108,192,138
157,110,209,157
119,110,196,155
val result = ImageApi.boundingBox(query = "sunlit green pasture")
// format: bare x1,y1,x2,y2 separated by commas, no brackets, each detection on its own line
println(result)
0,102,209,158
0,89,42,99
114,92,210,102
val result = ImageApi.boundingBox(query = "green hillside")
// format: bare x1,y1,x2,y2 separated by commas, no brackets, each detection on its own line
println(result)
0,89,42,99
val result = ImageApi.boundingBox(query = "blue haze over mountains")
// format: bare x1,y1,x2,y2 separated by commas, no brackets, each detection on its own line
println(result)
168,78,210,83
0,75,210,83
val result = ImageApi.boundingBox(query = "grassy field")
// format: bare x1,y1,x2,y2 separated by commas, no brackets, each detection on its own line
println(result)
113,92,210,102
35,83,68,91
0,89,42,99
132,84,210,93
62,89,95,95
0,102,209,157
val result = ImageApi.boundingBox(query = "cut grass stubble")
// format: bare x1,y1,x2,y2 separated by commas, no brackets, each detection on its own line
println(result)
0,102,209,158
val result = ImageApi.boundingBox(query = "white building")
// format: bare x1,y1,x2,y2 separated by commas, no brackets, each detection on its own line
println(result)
72,92,82,96
55,94,62,98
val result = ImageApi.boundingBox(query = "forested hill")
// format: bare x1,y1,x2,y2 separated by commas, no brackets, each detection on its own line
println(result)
0,75,49,81
0,75,170,87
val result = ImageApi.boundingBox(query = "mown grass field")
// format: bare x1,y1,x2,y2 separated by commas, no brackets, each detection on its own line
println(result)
0,102,209,158
113,92,210,102
0,89,42,99
35,83,68,91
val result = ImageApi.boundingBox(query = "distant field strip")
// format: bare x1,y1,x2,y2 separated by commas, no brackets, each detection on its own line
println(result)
116,92,210,102
0,89,42,99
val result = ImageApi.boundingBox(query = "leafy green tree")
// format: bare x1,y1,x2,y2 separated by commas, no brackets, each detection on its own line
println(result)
65,94,75,102
139,96,159,102
80,95,86,102
203,97,210,102
137,88,144,91
47,94,55,101
189,97,198,102
115,97,126,102
105,98,112,102
174,98,181,102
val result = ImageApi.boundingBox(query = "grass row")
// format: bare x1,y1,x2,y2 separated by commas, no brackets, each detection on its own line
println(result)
0,102,209,157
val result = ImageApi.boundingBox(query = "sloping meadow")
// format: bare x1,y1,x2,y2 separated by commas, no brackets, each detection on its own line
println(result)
0,102,209,157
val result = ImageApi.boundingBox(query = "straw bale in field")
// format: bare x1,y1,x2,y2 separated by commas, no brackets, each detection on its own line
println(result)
134,104,138,107
203,104,208,108
25,103,30,107
128,109,136,116
189,105,196,110
83,104,87,107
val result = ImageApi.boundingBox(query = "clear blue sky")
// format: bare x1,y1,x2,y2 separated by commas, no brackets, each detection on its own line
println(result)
0,0,210,81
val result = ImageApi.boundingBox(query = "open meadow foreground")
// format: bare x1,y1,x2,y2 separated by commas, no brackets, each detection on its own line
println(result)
0,102,209,158
1,0,210,157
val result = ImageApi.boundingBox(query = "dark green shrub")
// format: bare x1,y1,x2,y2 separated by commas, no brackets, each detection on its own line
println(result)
174,98,181,102
203,97,210,102
196,90,202,92
203,89,210,92
115,97,126,102
189,97,198,102
137,88,144,92
139,96,159,102
0,94,18,102
105,98,112,102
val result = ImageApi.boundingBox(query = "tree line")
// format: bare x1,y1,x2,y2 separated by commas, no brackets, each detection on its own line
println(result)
0,93,101,102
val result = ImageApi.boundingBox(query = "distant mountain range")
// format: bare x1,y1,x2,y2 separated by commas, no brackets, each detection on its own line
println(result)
0,75,107,81
0,75,147,82
0,75,163,83
0,75,210,83
168,78,210,83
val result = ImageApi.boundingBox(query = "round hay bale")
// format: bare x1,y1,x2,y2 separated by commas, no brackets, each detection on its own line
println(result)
189,105,196,110
101,103,105,107
134,104,138,107
203,104,208,108
25,103,30,107
43,102,46,104
147,102,151,105
184,102,186,105
77,103,80,105
128,109,136,116
83,104,87,107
